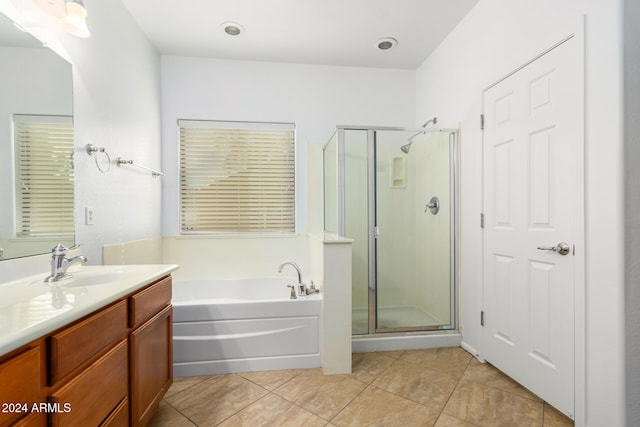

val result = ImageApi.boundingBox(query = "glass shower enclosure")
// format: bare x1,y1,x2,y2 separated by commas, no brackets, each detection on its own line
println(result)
324,126,457,335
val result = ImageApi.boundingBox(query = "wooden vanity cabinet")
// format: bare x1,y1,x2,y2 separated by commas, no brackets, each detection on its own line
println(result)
0,273,173,427
0,346,42,426
128,276,172,427
129,306,172,427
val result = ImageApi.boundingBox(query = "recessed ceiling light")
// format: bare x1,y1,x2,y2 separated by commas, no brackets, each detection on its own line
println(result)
221,22,244,36
376,37,398,51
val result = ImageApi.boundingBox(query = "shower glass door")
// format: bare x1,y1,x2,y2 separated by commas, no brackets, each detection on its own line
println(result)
339,127,456,335
344,129,370,335
374,130,454,332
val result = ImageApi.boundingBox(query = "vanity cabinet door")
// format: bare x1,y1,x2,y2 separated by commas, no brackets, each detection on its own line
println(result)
129,305,172,427
0,346,41,426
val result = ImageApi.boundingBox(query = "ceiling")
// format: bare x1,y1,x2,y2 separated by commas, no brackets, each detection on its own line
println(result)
120,0,479,70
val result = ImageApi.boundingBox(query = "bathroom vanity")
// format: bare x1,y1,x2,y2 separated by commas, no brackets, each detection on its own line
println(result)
0,264,178,427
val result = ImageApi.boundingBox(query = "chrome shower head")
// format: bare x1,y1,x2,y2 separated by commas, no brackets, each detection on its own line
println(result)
401,116,438,154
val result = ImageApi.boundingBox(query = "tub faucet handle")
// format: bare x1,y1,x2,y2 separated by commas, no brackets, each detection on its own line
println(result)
287,285,297,300
305,280,320,295
298,283,307,296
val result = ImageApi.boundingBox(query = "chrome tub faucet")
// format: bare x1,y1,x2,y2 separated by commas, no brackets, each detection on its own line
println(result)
45,243,87,283
278,260,305,296
278,260,320,298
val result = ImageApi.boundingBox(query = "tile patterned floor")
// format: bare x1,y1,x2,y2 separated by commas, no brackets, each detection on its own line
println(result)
148,348,574,427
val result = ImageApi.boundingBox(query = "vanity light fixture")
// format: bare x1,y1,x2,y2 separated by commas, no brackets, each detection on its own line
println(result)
59,0,90,38
376,37,397,51
221,21,244,36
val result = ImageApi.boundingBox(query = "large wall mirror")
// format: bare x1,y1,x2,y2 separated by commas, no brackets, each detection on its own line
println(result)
0,12,74,261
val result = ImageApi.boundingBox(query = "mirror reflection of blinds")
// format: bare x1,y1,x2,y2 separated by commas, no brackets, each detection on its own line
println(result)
14,115,74,237
179,120,295,234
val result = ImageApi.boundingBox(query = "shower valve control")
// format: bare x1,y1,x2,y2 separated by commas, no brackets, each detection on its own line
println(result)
425,196,440,215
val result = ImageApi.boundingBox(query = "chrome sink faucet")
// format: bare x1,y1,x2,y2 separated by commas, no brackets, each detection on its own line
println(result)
278,260,305,296
45,243,88,283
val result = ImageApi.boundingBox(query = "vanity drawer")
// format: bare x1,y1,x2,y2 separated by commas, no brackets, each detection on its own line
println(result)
49,339,128,427
11,410,46,426
0,346,41,426
100,397,128,427
48,300,127,385
129,275,171,328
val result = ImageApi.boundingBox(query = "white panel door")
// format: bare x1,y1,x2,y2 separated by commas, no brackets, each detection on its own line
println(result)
482,37,581,418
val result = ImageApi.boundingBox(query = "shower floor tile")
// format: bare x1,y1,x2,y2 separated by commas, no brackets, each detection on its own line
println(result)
148,348,575,427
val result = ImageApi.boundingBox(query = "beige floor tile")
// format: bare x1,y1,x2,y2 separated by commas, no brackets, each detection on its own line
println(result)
400,347,472,376
460,359,542,402
218,393,327,427
375,350,405,359
273,368,367,420
332,385,442,427
165,374,268,426
165,375,212,399
146,401,196,427
434,413,479,427
351,352,396,384
443,381,543,427
372,359,459,409
239,369,303,391
543,403,574,426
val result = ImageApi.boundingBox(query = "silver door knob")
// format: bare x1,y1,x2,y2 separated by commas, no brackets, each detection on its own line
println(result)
537,242,571,256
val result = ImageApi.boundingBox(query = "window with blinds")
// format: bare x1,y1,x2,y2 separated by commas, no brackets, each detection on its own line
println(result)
14,115,74,238
179,120,295,234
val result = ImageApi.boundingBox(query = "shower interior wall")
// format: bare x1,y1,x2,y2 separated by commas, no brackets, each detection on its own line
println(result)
347,130,451,328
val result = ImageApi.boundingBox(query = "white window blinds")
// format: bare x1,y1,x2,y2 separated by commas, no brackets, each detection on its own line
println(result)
14,115,74,237
179,120,295,234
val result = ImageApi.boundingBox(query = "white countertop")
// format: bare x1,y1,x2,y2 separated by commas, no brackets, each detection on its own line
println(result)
0,264,179,356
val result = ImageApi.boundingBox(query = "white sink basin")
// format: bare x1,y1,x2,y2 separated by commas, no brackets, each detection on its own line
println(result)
0,263,179,357
59,270,130,287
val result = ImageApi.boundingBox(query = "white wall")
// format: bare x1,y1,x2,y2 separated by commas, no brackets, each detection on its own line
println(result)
415,0,625,425
0,0,162,272
160,56,416,236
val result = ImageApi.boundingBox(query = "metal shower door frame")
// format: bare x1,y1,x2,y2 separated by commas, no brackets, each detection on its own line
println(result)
336,125,458,335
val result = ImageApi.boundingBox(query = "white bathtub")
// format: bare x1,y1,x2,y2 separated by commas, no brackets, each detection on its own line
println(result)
172,277,321,376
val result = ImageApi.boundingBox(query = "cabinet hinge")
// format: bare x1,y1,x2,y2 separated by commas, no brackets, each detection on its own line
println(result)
480,114,485,130
481,311,485,326
480,213,485,229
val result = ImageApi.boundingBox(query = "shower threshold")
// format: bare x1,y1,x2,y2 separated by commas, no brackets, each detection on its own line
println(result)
352,329,462,353
352,305,449,334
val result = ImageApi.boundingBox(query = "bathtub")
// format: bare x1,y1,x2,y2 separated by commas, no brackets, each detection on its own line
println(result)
172,277,321,377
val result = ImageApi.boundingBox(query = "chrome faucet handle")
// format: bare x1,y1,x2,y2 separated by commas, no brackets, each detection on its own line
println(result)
298,283,307,296
287,285,297,300
305,280,320,295
51,243,81,255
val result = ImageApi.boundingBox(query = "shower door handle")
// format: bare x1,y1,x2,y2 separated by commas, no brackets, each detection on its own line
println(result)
537,242,571,256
